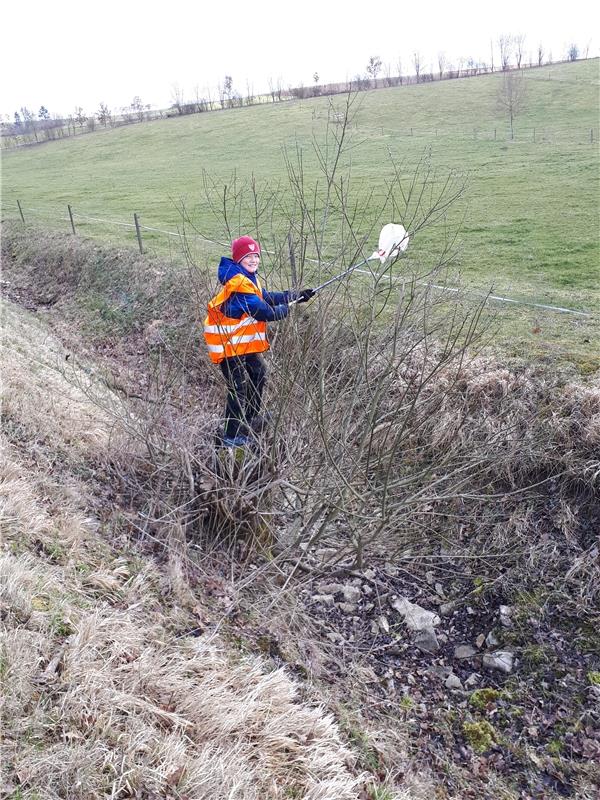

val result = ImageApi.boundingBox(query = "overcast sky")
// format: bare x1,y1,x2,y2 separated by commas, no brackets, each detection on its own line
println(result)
2,0,598,118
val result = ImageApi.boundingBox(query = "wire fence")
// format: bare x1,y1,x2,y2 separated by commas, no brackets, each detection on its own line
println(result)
312,114,598,145
2,120,597,152
373,124,598,145
2,199,594,320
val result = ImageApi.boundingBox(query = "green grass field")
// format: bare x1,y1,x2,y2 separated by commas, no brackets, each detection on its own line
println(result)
2,59,599,367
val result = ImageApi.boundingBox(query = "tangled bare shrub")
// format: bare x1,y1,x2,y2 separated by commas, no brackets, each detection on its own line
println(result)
99,98,596,601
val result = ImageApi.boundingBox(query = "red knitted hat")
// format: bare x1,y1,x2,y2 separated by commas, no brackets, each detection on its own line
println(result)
232,236,261,263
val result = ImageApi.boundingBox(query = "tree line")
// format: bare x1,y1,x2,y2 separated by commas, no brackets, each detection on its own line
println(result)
2,97,154,145
1,35,592,148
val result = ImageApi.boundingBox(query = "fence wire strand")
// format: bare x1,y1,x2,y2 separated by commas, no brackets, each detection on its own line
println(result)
3,201,594,319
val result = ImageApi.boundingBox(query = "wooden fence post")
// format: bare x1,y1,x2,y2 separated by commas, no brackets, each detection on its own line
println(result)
134,213,144,254
17,200,25,223
68,204,76,235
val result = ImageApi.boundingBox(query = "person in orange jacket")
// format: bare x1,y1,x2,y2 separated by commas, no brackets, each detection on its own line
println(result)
204,235,314,447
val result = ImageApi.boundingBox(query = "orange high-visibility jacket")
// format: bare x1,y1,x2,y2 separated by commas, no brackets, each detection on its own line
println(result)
204,274,269,364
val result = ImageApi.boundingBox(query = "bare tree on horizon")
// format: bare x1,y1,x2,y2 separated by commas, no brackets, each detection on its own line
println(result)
97,102,112,127
514,34,526,69
499,34,512,70
366,55,382,87
437,52,447,80
413,51,421,82
171,83,184,114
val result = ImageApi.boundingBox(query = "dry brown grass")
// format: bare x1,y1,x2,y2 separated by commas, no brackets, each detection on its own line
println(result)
0,300,375,800
1,547,364,798
0,299,131,457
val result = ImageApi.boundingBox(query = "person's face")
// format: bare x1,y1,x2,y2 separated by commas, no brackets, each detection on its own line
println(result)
241,252,260,273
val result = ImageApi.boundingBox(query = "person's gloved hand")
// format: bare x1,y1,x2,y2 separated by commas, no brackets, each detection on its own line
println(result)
296,288,316,304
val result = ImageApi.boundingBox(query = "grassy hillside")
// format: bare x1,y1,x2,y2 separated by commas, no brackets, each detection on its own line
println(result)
2,60,599,362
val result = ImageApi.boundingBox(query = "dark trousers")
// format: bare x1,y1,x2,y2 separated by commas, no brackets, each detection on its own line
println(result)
220,354,267,437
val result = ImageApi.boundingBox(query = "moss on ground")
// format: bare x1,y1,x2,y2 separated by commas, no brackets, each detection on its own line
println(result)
462,720,498,753
469,687,503,710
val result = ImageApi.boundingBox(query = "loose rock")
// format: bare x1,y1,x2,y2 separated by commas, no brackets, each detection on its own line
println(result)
439,602,457,616
454,644,477,660
377,615,390,634
342,585,362,604
429,664,452,680
483,650,514,674
413,628,440,654
318,582,345,595
312,594,335,607
445,673,463,691
499,605,514,628
390,596,441,631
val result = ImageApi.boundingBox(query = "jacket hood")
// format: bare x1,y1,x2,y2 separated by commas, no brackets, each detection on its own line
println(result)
218,257,258,286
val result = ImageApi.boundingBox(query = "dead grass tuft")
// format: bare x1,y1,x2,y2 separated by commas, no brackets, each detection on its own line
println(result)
3,540,364,798
0,299,367,799
0,299,129,459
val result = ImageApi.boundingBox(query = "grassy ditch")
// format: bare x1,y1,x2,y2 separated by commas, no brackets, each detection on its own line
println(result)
1,296,376,800
2,225,599,798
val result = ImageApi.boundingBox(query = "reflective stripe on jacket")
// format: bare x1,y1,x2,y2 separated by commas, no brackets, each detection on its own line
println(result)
204,273,269,363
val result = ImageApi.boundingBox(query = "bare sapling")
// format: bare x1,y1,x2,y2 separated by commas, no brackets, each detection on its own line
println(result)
80,93,575,588
161,94,503,569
